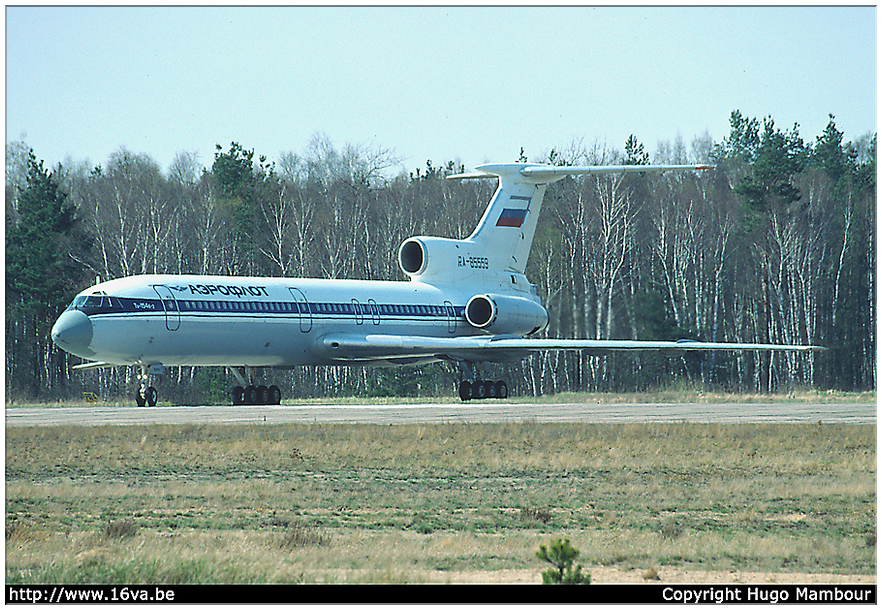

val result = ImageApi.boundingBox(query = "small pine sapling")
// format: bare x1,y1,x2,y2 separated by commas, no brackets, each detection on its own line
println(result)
536,538,591,584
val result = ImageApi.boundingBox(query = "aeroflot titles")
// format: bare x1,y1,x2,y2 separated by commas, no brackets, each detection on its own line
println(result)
175,284,270,298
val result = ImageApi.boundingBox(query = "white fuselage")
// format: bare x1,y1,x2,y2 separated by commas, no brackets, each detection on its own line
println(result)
55,273,520,368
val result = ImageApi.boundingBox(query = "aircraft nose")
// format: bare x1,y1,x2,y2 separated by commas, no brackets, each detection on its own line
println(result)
51,310,94,357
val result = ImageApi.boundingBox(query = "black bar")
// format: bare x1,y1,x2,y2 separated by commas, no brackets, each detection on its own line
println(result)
6,583,877,604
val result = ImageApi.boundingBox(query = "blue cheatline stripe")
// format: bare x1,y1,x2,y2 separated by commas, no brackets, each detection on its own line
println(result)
80,298,465,319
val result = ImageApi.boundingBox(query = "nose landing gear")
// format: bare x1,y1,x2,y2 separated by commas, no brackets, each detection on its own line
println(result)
136,384,158,407
135,364,159,406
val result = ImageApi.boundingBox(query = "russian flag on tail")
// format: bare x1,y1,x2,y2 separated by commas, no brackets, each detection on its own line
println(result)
496,208,528,228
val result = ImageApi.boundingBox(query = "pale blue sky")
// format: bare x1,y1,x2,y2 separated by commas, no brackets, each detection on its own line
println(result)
6,5,877,175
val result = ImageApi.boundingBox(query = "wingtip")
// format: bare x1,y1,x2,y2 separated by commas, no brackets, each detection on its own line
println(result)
446,171,495,180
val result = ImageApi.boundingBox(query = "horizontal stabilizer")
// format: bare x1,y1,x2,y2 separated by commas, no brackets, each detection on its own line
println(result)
448,163,714,185
519,164,714,181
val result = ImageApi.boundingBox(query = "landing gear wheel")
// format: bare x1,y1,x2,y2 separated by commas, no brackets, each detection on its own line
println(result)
146,386,158,407
245,385,258,405
494,380,508,399
486,380,497,398
258,385,270,405
232,386,245,405
458,381,472,402
269,385,282,405
136,388,147,407
473,381,488,400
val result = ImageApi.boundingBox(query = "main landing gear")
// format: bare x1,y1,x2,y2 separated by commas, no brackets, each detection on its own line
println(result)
228,367,282,405
231,384,282,405
457,362,508,401
459,379,508,401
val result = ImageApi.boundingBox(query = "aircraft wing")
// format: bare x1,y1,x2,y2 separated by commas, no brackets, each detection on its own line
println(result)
320,334,825,363
72,361,116,371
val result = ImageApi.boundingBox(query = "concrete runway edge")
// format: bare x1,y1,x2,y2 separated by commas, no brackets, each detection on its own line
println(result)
5,401,876,427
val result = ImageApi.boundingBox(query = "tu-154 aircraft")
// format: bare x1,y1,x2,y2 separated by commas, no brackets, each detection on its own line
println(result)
51,162,825,406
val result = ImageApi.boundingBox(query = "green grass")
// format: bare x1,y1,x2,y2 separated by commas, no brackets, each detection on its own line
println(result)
6,421,876,583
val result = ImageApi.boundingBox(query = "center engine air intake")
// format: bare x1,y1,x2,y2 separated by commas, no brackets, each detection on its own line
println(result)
465,294,548,336
398,236,471,280
398,239,426,275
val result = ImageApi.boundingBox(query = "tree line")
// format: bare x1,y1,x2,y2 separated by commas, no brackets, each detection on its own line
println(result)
5,112,876,402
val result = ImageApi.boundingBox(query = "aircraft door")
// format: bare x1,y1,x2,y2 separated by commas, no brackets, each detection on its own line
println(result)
444,300,457,333
152,285,181,331
367,299,381,326
288,287,312,333
352,299,364,325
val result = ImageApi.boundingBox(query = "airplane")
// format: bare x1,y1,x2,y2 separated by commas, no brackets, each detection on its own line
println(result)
50,162,825,406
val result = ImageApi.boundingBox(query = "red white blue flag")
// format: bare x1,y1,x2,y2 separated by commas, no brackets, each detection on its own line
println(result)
496,208,528,228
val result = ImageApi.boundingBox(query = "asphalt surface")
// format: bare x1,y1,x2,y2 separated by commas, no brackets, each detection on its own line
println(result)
5,400,875,427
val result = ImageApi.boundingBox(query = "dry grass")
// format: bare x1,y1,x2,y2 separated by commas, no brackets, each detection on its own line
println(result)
5,421,876,584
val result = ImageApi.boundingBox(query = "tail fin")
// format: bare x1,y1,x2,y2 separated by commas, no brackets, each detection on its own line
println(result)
399,163,712,285
448,163,713,275
461,164,548,275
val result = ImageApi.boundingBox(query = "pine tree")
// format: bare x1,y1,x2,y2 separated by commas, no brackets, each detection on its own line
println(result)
624,135,650,165
212,142,258,273
7,152,74,308
810,115,851,184
536,538,591,584
735,117,806,215
6,151,78,397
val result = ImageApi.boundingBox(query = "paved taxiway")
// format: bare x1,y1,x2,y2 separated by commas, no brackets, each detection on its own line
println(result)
5,401,875,427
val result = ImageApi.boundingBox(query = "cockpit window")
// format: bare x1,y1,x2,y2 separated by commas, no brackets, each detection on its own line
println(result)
70,292,121,313
67,296,87,311
84,295,104,309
